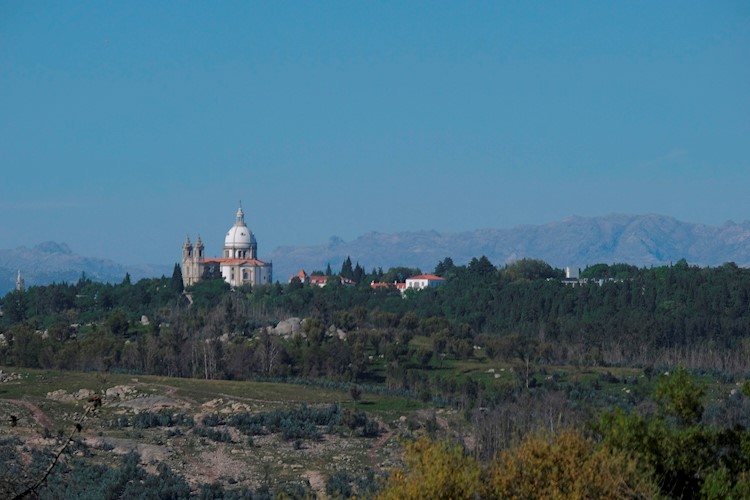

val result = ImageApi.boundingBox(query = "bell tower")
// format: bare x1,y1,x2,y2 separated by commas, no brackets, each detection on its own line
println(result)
182,235,202,287
195,235,204,261
182,235,193,261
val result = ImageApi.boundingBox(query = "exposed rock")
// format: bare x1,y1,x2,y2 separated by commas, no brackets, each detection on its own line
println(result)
326,325,347,340
75,389,96,401
46,388,98,402
118,395,187,411
105,385,137,400
273,318,303,336
47,389,75,402
0,370,21,383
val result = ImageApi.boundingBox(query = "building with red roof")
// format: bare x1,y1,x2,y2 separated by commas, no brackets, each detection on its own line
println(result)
182,206,272,288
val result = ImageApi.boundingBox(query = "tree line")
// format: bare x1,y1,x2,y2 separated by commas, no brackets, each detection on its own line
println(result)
2,257,750,390
380,369,750,499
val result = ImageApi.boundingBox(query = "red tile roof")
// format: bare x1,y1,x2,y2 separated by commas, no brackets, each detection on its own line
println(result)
407,274,445,281
204,258,270,266
370,282,395,289
288,269,310,282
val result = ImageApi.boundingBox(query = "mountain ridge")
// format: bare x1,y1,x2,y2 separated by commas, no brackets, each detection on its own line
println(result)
2,214,750,294
0,241,172,295
267,213,750,279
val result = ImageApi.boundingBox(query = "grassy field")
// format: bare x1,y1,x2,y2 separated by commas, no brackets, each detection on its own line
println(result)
0,366,426,421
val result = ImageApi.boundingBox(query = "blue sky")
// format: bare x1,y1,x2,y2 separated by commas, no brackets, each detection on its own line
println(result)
1,1,748,265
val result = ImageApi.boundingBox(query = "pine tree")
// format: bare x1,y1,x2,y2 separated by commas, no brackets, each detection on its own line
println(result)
434,257,455,276
340,257,354,280
353,263,365,284
171,263,184,294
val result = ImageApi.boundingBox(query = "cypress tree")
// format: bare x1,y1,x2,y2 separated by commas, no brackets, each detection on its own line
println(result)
171,263,184,294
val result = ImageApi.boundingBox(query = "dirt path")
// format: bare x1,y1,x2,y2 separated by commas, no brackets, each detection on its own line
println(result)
1,399,55,429
368,422,393,469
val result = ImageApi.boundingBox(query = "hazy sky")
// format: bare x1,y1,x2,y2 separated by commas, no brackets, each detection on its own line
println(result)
1,2,748,265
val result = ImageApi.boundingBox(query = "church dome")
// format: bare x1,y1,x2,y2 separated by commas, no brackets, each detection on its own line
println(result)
224,206,257,249
225,225,255,249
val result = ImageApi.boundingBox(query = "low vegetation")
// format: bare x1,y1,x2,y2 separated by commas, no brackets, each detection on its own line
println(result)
2,255,750,496
381,369,750,499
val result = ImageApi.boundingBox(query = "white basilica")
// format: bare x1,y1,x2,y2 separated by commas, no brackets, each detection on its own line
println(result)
182,206,273,288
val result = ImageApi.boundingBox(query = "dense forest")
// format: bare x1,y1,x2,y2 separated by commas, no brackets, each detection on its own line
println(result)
3,256,750,497
3,255,750,422
3,256,750,381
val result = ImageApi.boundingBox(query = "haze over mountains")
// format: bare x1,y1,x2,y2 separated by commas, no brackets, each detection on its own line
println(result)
0,242,171,296
268,214,750,279
2,214,750,294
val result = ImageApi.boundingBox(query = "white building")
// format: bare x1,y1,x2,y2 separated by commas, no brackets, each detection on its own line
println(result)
404,274,445,291
182,206,272,288
565,266,580,280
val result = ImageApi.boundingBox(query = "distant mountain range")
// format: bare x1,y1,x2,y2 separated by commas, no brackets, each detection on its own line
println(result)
267,214,750,280
0,241,171,295
2,214,750,295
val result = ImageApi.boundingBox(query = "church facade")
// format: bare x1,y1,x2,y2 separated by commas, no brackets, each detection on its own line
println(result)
182,206,273,288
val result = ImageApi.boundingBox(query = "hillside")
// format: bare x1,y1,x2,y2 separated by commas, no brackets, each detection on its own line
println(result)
4,253,750,496
0,367,414,497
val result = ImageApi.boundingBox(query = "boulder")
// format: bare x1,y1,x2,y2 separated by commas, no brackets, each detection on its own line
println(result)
273,317,302,336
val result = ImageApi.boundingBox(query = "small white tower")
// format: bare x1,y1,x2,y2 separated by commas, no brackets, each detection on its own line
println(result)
16,270,25,291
